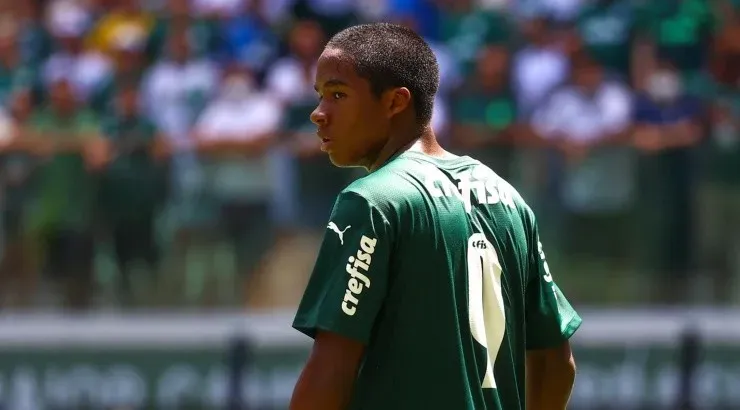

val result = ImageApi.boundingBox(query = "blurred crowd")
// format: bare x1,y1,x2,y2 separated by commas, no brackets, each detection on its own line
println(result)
0,0,737,310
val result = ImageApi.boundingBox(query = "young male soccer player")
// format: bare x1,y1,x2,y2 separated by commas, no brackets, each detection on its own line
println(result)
290,23,582,410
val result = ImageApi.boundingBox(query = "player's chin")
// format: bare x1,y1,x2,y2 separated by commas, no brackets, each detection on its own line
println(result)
327,152,359,168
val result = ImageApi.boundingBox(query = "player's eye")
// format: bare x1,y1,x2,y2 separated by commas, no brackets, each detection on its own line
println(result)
316,92,346,102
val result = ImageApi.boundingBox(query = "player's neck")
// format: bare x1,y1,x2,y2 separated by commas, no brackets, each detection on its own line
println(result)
368,125,445,172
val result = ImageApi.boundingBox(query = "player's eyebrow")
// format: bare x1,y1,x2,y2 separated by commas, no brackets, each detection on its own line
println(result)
314,79,349,92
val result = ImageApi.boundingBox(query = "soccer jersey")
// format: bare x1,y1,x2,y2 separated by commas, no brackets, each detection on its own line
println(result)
293,150,582,410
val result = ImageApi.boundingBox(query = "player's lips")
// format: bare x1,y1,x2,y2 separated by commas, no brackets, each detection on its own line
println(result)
318,132,332,151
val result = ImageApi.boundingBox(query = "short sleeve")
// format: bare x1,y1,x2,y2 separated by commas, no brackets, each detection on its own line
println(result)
525,217,582,350
292,192,392,344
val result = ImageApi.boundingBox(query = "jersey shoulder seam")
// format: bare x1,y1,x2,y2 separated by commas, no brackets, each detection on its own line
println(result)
337,189,393,227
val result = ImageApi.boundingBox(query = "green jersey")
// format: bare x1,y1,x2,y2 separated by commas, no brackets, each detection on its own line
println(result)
293,151,582,410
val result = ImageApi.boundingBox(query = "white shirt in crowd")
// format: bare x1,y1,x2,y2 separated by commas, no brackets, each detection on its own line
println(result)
194,77,283,201
265,57,317,105
195,84,282,140
532,80,632,143
532,78,635,213
142,58,219,143
512,45,570,119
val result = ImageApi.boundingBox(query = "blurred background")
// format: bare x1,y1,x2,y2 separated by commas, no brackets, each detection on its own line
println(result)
0,0,738,408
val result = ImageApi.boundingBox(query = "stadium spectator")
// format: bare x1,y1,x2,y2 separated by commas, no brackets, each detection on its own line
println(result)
142,25,218,303
91,18,149,114
28,78,107,309
632,0,714,94
14,0,52,75
575,0,636,80
633,60,704,302
142,28,219,137
98,79,168,304
0,89,37,308
265,19,324,106
532,52,634,262
193,63,281,287
393,14,461,96
148,0,217,62
85,0,155,57
0,27,37,109
214,0,279,75
436,0,514,76
450,44,520,180
512,14,570,119
141,25,217,184
291,0,359,37
697,3,740,302
44,0,111,103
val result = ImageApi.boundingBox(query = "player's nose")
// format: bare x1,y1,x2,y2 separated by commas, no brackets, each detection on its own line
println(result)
310,105,328,127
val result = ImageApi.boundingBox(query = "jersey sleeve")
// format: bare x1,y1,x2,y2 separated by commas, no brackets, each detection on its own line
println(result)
292,191,392,345
525,217,582,350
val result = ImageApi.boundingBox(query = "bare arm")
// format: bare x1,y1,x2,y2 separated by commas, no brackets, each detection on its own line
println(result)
526,341,577,410
630,38,656,92
290,331,365,410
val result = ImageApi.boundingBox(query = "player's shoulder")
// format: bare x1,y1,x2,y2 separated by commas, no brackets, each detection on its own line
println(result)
337,154,436,213
339,169,409,214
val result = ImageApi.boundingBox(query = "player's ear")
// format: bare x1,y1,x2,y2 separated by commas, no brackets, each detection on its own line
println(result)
385,87,411,119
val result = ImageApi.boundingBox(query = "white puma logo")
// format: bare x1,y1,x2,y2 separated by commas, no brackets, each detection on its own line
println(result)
327,222,351,245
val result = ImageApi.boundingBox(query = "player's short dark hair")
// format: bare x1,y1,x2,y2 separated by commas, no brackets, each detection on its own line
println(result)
326,23,440,126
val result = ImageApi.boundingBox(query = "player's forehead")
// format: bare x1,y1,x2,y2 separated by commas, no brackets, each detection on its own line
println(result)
314,47,365,90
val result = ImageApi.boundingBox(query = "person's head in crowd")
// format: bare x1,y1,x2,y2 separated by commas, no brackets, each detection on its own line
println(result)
521,16,553,46
166,27,191,64
115,78,140,118
217,63,257,103
714,53,740,87
289,20,325,62
562,28,583,56
645,61,684,104
167,0,190,19
49,78,78,115
0,13,18,41
15,0,43,23
572,52,604,92
114,0,141,15
111,29,146,75
712,7,740,87
475,45,509,90
46,0,91,53
9,89,34,122
0,31,18,68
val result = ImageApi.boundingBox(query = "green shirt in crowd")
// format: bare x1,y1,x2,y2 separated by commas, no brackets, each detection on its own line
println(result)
577,0,636,77
98,114,165,222
635,0,714,72
451,82,518,179
28,108,99,232
440,10,514,76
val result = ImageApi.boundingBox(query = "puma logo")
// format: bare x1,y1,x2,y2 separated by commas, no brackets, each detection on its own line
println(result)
327,222,351,245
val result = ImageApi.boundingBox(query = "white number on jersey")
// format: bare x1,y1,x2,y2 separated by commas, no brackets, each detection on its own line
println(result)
467,233,506,389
